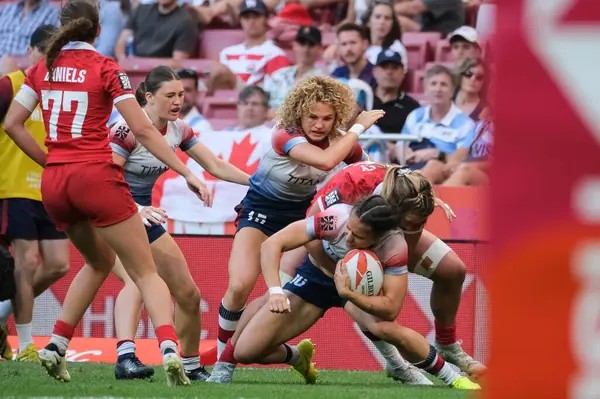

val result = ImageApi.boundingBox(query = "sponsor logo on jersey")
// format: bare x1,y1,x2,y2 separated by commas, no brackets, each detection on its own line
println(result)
319,215,337,231
324,189,341,208
116,72,132,91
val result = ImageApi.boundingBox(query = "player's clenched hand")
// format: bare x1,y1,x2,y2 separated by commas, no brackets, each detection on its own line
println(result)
354,110,386,130
268,293,291,314
140,206,168,227
334,260,352,298
185,174,213,207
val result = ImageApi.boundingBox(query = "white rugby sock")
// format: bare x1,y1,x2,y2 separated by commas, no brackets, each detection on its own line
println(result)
182,354,201,372
116,340,136,358
372,340,409,370
16,323,33,352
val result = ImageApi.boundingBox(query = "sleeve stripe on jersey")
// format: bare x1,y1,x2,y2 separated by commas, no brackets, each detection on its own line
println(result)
180,136,200,152
306,216,316,240
109,142,131,158
113,93,135,105
283,136,308,154
360,151,369,161
14,85,39,112
384,266,408,276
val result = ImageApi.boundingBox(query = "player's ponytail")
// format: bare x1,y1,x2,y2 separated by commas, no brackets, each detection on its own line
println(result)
380,166,435,228
135,82,148,106
135,66,181,107
45,0,100,82
352,195,401,238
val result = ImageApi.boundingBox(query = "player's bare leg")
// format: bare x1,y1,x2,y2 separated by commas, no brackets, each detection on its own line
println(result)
346,303,480,390
217,228,266,357
39,221,115,382
112,260,153,380
97,214,189,386
410,230,487,379
152,233,209,380
234,293,322,384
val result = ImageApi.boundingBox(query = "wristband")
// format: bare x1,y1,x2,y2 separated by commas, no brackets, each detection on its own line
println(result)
348,124,365,136
269,286,284,296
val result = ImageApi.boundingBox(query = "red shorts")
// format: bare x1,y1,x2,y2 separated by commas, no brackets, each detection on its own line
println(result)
41,161,138,232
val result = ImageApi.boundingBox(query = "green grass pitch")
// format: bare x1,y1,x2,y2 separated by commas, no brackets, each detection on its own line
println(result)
0,362,474,398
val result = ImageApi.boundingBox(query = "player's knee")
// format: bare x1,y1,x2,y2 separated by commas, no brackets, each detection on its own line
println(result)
435,254,466,286
174,284,201,314
233,344,257,365
14,247,39,277
367,321,397,342
226,280,253,308
43,255,70,281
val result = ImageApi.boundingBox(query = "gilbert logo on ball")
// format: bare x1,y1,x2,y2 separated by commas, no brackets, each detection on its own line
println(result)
343,249,384,296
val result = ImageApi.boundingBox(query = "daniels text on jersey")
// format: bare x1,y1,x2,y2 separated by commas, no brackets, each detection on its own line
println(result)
44,68,87,83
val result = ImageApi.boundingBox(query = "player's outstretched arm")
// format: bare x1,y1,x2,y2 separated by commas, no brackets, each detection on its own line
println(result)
115,98,213,206
334,264,408,321
4,101,47,167
186,142,250,186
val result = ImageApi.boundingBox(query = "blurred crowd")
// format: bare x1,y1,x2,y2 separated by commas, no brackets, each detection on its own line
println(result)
0,0,495,186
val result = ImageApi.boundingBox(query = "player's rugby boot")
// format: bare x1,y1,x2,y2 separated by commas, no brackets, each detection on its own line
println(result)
290,339,318,384
434,341,487,380
206,361,236,384
450,376,482,390
163,349,191,387
386,363,434,386
186,365,211,381
115,354,155,380
39,343,70,382
16,343,40,363
0,324,13,360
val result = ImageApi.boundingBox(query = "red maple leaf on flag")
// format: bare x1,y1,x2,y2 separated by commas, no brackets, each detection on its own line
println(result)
203,134,261,181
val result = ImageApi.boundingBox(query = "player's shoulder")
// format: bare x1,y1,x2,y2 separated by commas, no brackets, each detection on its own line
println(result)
273,126,305,139
221,42,246,55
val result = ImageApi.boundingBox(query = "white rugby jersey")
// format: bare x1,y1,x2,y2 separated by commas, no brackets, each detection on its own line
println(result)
109,117,199,205
306,203,408,275
219,40,291,86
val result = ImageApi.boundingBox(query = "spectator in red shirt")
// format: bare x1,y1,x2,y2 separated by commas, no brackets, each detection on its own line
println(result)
207,0,291,93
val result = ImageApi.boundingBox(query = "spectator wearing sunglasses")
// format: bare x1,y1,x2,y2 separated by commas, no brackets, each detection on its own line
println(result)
454,58,488,122
176,68,213,134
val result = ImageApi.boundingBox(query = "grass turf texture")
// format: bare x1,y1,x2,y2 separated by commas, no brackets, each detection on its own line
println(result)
0,362,471,398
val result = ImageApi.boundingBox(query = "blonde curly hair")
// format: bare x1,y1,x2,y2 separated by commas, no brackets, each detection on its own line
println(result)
276,76,356,138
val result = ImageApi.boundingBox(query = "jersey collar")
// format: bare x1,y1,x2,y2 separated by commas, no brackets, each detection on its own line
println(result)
62,41,98,52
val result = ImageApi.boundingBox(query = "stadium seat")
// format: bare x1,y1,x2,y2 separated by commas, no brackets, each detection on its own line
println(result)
202,97,238,119
208,118,238,131
119,57,172,90
403,32,441,62
435,40,452,62
403,40,428,71
199,30,245,60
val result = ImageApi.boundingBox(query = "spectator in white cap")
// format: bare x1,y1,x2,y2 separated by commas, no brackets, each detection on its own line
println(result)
448,26,481,67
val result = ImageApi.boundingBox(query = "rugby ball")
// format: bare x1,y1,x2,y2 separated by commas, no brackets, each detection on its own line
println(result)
342,249,384,296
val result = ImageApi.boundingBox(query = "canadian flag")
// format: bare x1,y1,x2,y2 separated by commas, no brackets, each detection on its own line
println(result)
152,127,273,223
